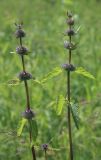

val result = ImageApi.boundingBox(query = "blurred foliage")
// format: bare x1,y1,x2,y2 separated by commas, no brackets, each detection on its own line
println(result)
0,0,101,160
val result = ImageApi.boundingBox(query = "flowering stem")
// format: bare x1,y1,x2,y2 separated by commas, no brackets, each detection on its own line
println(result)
67,30,73,160
65,13,74,160
19,36,30,110
16,23,36,160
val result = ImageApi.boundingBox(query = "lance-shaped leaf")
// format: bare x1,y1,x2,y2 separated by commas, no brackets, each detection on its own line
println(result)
17,118,27,136
7,78,21,86
29,119,38,142
56,95,65,115
75,67,95,79
70,103,79,129
41,67,62,83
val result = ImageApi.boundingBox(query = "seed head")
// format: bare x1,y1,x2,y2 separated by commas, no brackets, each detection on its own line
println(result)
19,71,32,81
16,46,28,55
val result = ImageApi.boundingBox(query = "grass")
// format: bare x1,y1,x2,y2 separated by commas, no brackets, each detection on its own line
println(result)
0,0,101,160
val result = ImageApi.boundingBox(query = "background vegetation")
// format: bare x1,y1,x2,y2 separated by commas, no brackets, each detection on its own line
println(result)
0,0,101,159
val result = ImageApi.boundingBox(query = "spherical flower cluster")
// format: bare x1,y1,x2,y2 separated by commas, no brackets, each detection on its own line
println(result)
16,46,28,55
19,71,32,81
22,109,35,119
62,63,76,71
42,144,48,151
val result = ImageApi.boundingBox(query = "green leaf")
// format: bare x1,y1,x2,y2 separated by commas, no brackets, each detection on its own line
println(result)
75,67,95,79
7,78,21,86
29,119,38,142
70,103,79,129
33,79,44,87
56,95,65,115
33,79,41,84
17,118,27,136
41,67,62,83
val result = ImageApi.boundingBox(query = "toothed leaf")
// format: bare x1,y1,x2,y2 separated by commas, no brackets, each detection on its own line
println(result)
7,78,21,86
41,67,62,83
75,67,95,79
29,119,38,142
70,103,79,129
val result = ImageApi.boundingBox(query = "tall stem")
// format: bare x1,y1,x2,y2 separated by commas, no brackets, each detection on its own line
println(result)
67,33,73,159
24,80,30,110
67,71,73,160
19,31,36,160
21,55,25,72
29,121,36,160
20,39,30,110
31,145,36,160
44,150,47,160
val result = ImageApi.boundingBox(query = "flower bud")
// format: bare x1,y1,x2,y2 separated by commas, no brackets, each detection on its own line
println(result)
16,46,28,55
19,71,32,81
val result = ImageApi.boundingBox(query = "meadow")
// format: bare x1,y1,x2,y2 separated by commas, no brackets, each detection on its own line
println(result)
0,0,101,160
